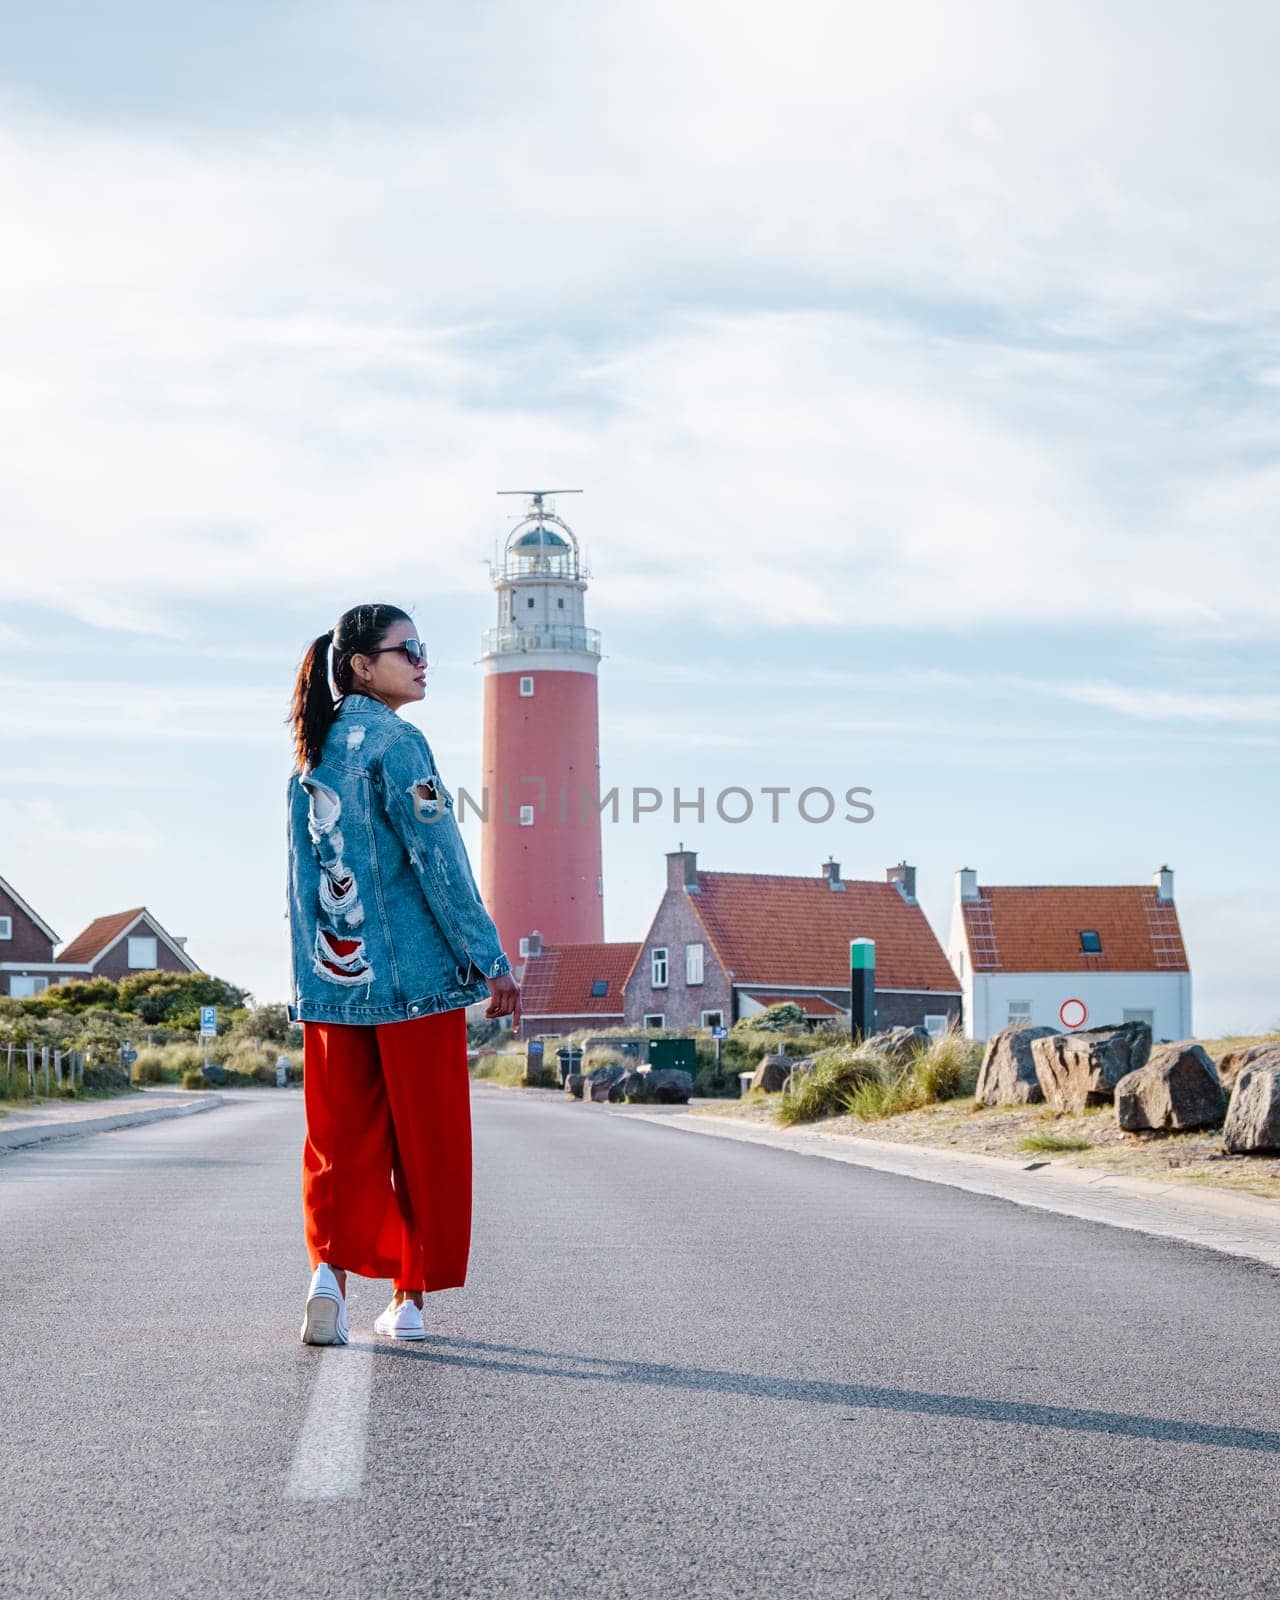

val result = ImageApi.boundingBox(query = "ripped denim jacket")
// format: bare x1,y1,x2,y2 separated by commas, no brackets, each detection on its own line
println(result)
286,693,510,1025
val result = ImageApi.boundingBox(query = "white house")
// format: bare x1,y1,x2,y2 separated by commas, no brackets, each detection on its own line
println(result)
947,866,1192,1043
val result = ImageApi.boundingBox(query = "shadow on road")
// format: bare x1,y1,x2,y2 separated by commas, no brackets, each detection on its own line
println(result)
363,1335,1280,1455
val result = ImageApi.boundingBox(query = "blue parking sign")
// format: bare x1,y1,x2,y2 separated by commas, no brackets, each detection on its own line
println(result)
200,1006,217,1037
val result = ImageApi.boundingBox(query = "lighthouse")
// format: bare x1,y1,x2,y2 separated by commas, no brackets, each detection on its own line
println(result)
479,490,605,965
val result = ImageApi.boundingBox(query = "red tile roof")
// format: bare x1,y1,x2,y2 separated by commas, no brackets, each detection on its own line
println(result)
741,990,848,1017
960,886,1188,973
56,908,147,966
520,941,642,1017
690,873,960,993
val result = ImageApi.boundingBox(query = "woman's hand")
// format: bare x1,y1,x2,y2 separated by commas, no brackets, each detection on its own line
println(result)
484,973,520,1022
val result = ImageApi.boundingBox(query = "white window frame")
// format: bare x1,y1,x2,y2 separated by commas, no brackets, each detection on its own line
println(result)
519,676,534,697
923,1013,948,1038
518,936,530,958
700,1009,724,1029
519,805,535,827
1123,1008,1154,1029
643,1013,665,1030
1007,1000,1032,1026
127,935,158,970
650,947,669,988
10,975,49,997
685,942,704,985
0,916,11,940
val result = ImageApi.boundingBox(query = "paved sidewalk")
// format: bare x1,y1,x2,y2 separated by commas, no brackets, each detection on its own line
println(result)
0,1089,223,1153
627,1108,1280,1271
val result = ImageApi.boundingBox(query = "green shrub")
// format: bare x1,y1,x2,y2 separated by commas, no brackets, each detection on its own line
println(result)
777,1044,889,1125
913,1028,982,1102
130,1051,171,1085
470,1053,524,1087
1017,1131,1092,1154
181,1069,206,1090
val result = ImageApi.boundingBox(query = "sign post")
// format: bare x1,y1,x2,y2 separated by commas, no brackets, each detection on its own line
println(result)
850,938,876,1042
200,1006,218,1073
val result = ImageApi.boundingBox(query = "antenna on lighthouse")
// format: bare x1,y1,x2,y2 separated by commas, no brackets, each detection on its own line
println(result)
497,488,583,519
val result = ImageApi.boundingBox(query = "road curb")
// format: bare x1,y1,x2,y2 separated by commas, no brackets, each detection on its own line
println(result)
628,1109,1280,1271
0,1094,224,1154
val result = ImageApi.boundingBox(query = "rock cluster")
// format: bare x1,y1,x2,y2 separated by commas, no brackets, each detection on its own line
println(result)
1115,1044,1226,1133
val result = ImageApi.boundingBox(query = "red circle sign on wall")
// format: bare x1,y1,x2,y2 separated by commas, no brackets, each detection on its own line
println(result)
1059,997,1088,1029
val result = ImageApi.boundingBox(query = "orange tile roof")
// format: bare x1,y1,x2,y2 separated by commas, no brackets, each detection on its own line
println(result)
692,873,960,992
520,941,642,1016
741,990,848,1017
961,886,1188,973
56,908,147,966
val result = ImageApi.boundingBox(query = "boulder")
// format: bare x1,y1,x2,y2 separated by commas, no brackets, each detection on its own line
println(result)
609,1070,649,1103
564,1073,585,1100
865,1027,930,1064
974,1025,1057,1106
783,1056,817,1094
584,1062,628,1102
1032,1021,1152,1111
200,1063,230,1087
750,1053,793,1093
1223,1065,1280,1154
1115,1043,1227,1133
647,1068,693,1104
1216,1042,1280,1091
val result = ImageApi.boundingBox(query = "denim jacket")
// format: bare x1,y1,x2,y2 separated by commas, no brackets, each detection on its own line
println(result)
286,694,510,1025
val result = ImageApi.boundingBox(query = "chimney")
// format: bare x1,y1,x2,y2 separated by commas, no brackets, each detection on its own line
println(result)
527,930,543,957
886,861,916,903
667,844,699,893
957,867,979,902
821,857,845,892
1153,865,1174,903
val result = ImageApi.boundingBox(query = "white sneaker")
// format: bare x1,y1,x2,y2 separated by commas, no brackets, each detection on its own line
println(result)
374,1297,426,1341
300,1263,349,1346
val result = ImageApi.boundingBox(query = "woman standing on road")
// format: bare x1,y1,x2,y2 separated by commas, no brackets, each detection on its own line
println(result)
285,602,518,1346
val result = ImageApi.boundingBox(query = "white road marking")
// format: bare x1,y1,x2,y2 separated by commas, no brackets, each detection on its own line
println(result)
286,1344,374,1500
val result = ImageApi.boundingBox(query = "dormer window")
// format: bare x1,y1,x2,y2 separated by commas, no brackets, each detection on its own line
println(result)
1079,930,1102,954
589,979,608,997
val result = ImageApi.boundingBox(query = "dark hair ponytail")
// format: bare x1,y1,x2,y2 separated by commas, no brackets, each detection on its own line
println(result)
288,603,413,772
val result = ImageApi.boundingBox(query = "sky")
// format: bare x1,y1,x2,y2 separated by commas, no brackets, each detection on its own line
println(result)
1,0,1276,1034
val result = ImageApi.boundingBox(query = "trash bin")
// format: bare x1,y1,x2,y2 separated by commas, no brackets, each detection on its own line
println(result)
555,1046,584,1086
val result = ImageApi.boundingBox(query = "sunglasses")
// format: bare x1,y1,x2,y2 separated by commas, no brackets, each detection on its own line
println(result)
367,639,429,667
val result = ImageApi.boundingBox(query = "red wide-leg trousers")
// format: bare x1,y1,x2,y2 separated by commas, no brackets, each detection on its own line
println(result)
301,1008,471,1293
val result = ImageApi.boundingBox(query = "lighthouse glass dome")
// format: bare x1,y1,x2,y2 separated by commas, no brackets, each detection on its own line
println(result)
501,518,581,581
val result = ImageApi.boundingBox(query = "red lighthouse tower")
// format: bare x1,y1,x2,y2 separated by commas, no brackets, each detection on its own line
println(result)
480,490,604,965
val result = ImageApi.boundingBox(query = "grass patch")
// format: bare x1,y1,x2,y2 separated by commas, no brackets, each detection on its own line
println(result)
776,1044,887,1125
776,1026,984,1127
469,1053,525,1088
1017,1130,1094,1153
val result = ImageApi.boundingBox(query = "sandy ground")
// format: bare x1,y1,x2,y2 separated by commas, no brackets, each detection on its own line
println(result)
693,1094,1280,1202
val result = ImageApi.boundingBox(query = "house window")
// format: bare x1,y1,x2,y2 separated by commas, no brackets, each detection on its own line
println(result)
643,1013,665,1030
923,1014,948,1038
651,947,668,987
685,943,704,985
519,805,535,826
527,597,535,608
0,916,11,939
127,936,158,969
700,1009,724,1029
1079,930,1102,954
557,597,565,609
590,979,608,998
1123,1008,1154,1029
9,975,49,997
518,936,530,958
1007,1000,1032,1025
519,676,534,697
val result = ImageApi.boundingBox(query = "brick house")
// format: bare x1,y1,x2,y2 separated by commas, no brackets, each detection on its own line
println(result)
0,876,199,997
623,850,962,1035
947,866,1192,1042
516,934,641,1037
0,873,61,998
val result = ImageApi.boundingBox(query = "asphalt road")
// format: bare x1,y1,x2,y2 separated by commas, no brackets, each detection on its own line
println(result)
1,1086,1277,1600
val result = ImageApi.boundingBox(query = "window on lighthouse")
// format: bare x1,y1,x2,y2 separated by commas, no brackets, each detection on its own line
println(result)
519,805,535,827
519,676,534,696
